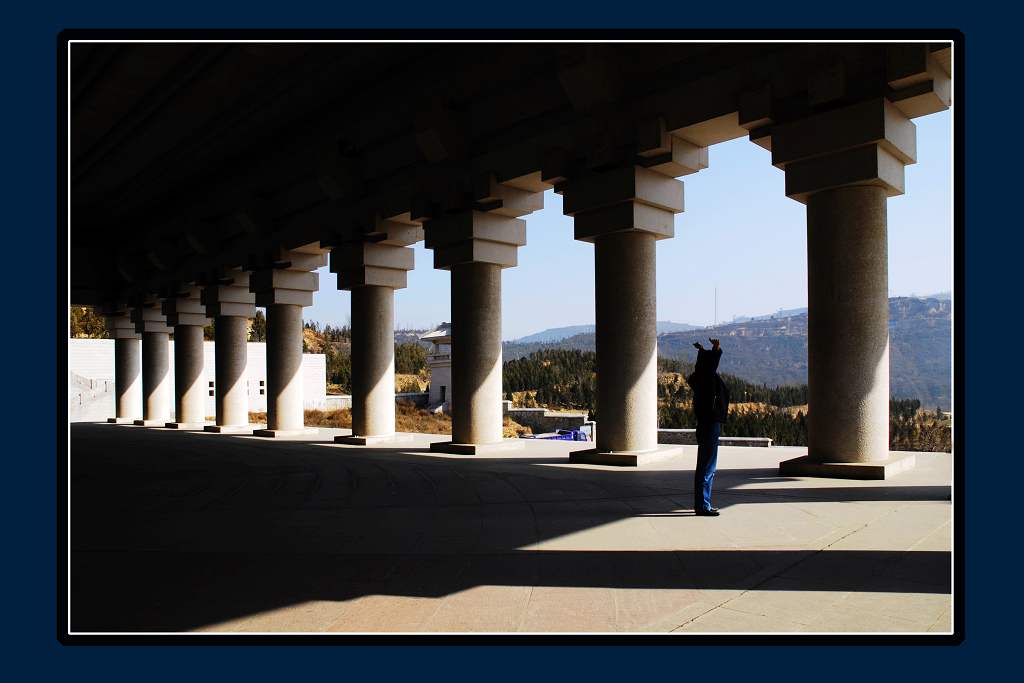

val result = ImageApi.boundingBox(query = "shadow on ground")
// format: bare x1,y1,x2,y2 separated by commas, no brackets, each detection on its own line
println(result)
67,423,951,633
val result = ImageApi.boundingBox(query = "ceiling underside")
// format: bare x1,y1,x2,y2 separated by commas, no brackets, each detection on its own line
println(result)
67,39,954,307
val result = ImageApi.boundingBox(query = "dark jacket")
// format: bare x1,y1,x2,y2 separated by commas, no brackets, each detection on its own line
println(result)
686,348,730,424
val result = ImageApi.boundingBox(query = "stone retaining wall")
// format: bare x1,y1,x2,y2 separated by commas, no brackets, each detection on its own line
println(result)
658,429,772,447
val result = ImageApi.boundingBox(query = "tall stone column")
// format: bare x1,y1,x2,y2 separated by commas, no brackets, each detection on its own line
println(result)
201,269,258,433
265,303,305,431
352,286,396,437
130,301,172,426
249,249,327,438
102,306,142,423
561,161,694,466
162,286,211,428
594,230,658,452
450,261,503,445
769,97,920,478
332,222,417,446
424,177,543,454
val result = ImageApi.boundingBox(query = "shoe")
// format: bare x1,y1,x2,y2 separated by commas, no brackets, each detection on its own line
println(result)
695,508,720,516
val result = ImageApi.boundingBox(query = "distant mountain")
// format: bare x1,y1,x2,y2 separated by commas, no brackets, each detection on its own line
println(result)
503,296,952,410
732,307,808,323
512,321,699,344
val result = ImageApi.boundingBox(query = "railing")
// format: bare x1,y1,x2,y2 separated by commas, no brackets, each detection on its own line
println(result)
69,370,114,410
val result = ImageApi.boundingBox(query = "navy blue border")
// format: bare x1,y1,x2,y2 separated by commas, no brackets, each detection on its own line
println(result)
45,10,976,680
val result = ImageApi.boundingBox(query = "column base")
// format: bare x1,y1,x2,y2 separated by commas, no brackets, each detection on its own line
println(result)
203,424,265,434
430,439,526,455
570,444,684,467
133,419,171,427
253,428,319,439
163,421,213,430
107,417,138,424
335,433,416,446
779,452,916,480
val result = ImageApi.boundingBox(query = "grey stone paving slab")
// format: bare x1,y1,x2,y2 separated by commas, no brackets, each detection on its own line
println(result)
66,423,957,636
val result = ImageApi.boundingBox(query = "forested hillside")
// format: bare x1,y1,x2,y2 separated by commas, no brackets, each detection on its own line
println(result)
303,321,428,394
500,348,950,451
504,296,952,411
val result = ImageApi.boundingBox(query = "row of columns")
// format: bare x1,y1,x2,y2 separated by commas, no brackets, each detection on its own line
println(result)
102,252,327,436
97,94,922,471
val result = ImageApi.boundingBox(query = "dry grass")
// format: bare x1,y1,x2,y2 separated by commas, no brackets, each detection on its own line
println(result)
248,409,353,429
395,402,451,434
249,403,531,437
503,417,531,438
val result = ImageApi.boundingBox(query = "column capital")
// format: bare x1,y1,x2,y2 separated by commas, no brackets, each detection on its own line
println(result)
249,268,319,307
770,97,918,204
561,165,686,217
200,269,257,317
332,241,415,290
103,311,141,339
130,299,172,334
561,165,685,242
161,286,211,327
636,117,708,178
424,211,526,270
359,214,424,247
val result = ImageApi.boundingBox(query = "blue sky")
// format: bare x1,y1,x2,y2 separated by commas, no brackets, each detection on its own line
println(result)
306,108,953,342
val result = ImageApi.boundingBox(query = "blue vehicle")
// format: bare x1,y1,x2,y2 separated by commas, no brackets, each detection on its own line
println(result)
520,429,589,442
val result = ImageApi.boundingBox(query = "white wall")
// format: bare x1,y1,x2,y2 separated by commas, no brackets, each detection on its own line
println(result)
68,339,327,415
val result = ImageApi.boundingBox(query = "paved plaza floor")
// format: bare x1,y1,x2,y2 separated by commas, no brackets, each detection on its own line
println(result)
66,421,957,639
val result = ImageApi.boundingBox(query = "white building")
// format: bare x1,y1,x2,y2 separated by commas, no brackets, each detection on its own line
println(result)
420,323,451,410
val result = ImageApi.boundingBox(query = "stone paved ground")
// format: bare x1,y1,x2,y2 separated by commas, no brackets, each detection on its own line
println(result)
67,422,955,637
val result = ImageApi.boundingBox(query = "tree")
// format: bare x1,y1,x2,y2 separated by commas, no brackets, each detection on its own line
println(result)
69,307,108,338
250,310,267,342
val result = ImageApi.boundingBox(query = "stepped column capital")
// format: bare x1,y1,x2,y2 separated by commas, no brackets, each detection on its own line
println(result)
770,97,918,204
331,240,415,291
199,268,257,318
560,165,687,243
129,296,172,334
161,284,211,327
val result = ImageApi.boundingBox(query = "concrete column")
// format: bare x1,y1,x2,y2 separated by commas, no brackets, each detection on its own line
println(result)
423,198,538,455
130,301,173,426
594,230,658,453
201,269,258,433
214,315,250,427
102,308,142,423
140,331,171,422
113,337,142,420
351,285,396,437
768,97,921,478
332,227,417,446
265,303,304,431
172,325,206,425
806,185,890,462
561,163,692,465
249,249,329,438
450,261,504,445
163,287,211,429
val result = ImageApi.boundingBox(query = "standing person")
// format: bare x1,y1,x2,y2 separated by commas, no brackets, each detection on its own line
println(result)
687,338,730,516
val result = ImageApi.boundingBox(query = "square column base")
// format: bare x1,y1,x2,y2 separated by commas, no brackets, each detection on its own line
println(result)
107,417,137,424
779,453,917,480
253,428,319,439
133,419,171,427
164,422,212,430
430,439,526,455
335,433,416,446
570,444,684,467
203,424,265,434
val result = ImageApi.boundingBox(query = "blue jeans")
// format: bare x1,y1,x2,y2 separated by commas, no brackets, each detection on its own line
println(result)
694,421,720,511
